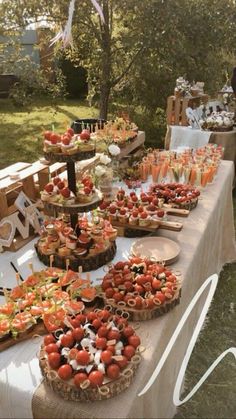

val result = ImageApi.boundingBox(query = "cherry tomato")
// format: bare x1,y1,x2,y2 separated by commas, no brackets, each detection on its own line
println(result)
168,274,177,283
128,335,141,349
123,280,133,291
88,370,104,387
58,364,73,380
106,345,116,354
48,352,61,369
75,314,86,324
95,337,107,349
101,350,113,364
152,278,162,290
146,298,155,309
106,364,120,379
155,292,166,304
74,372,88,388
44,334,56,346
45,343,59,354
102,280,112,291
97,310,111,321
76,350,90,365
105,288,114,298
69,348,79,360
61,333,74,348
97,326,108,338
123,326,134,338
115,355,128,369
123,345,135,360
87,312,98,322
72,327,84,342
113,292,123,303
107,330,120,342
135,296,143,309
69,318,81,328
92,319,102,329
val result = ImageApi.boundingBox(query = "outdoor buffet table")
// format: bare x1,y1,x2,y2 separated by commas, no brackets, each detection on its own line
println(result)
165,126,236,168
0,160,235,419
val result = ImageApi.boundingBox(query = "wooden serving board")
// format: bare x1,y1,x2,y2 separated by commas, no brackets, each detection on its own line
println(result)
163,205,189,217
0,321,46,352
44,149,95,163
111,219,183,234
43,190,103,215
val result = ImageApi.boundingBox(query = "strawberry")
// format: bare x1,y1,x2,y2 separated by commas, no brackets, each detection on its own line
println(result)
138,206,144,213
141,194,148,202
152,198,159,206
127,202,134,210
61,187,71,198
44,131,52,141
84,180,94,189
157,210,165,218
53,177,61,186
116,200,124,208
132,210,139,217
84,186,91,195
80,129,90,141
109,206,116,214
44,183,54,193
140,212,148,219
61,135,71,145
50,133,61,144
67,127,74,137
57,181,65,190
81,177,90,185
131,195,138,202
129,191,136,197
119,208,126,216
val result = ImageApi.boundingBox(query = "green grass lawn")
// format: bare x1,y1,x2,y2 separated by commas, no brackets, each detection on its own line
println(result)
0,98,99,169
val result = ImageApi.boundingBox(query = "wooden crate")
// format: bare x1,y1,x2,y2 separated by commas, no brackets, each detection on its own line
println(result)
166,95,208,126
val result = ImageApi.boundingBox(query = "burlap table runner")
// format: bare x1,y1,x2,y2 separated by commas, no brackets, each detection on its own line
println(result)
31,161,236,419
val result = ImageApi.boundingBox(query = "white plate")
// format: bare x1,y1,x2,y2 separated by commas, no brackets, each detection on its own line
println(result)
131,237,180,265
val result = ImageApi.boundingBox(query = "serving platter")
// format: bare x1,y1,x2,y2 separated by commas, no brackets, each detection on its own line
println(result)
130,237,180,265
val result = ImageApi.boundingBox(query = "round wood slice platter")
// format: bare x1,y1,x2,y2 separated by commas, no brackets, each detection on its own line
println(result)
0,321,46,352
35,241,117,272
39,348,141,401
102,287,181,321
44,149,95,163
43,190,103,214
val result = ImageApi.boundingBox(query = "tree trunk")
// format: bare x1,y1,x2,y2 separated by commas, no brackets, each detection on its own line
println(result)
99,84,110,119
99,0,111,120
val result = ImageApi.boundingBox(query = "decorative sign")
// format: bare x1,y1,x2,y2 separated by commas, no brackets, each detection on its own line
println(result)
0,192,43,251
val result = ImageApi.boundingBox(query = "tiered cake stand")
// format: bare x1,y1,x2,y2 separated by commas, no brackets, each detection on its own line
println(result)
35,148,117,270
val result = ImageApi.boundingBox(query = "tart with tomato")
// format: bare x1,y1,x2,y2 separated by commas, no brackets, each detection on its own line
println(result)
149,183,200,210
101,258,181,321
39,309,141,401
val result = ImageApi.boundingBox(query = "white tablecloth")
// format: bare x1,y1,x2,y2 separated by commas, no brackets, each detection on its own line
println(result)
0,161,235,419
168,125,211,150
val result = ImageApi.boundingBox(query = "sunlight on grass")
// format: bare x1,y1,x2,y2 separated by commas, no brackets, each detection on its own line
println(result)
0,98,99,169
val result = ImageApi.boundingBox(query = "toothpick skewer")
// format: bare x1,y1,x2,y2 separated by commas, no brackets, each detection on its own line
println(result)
3,288,9,302
29,262,34,275
50,255,54,268
16,273,20,287
66,259,70,271
78,266,83,278
10,262,24,281
86,273,91,283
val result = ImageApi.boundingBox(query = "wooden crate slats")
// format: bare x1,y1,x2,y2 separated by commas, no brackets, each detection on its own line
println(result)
166,95,208,126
